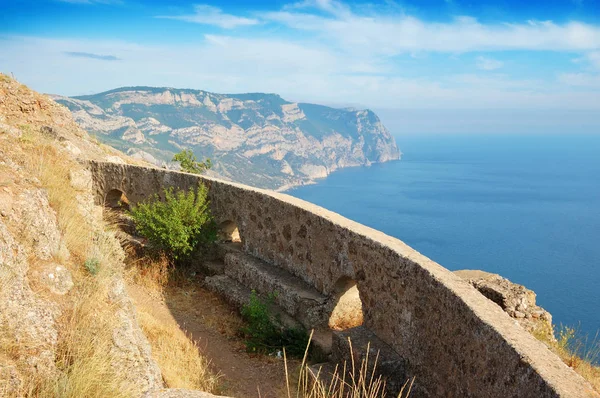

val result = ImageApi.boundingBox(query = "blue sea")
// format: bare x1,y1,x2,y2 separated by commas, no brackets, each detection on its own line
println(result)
289,134,600,341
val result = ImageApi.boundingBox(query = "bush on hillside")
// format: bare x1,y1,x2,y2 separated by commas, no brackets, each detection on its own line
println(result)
173,149,212,174
130,185,217,259
240,291,310,358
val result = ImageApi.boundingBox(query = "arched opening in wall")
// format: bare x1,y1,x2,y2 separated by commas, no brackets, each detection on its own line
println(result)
219,220,241,243
103,189,136,237
105,189,130,211
328,277,364,331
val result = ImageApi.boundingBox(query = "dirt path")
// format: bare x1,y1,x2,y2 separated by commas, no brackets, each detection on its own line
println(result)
128,276,299,398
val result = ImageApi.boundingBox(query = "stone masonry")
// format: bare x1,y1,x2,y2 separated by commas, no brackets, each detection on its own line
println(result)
88,161,599,398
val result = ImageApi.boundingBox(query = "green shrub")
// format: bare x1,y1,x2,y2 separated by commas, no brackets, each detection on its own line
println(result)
84,258,100,275
173,149,212,175
240,291,310,358
129,185,217,259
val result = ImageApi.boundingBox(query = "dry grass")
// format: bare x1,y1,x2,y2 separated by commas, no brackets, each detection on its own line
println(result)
163,274,245,339
126,253,173,295
117,236,222,394
0,320,26,364
534,324,600,393
34,275,138,398
284,332,413,398
0,76,167,397
13,241,140,397
137,309,220,392
553,326,600,392
21,131,92,261
0,122,142,396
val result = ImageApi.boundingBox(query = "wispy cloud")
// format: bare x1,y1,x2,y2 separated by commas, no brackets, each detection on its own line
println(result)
156,0,600,54
284,0,352,18
64,51,121,61
476,56,503,70
157,5,259,29
263,1,600,55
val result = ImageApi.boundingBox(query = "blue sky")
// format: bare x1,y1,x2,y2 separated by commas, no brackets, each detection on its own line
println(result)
1,0,599,133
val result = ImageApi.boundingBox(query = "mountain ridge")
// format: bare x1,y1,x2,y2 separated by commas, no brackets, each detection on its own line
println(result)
53,86,400,190
73,86,288,102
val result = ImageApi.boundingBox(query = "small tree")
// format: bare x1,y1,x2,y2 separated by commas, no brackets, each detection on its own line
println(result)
130,185,217,259
173,149,212,174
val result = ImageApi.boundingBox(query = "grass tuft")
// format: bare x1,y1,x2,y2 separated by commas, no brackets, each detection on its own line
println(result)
555,326,600,392
284,331,414,398
125,253,172,295
534,324,600,393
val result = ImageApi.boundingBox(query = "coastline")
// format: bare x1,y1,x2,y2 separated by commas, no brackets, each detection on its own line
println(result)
277,156,403,193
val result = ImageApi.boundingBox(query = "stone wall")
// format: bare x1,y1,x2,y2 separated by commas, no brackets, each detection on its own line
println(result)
88,161,598,398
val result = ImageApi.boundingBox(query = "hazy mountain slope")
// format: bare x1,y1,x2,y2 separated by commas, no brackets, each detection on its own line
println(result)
52,87,400,190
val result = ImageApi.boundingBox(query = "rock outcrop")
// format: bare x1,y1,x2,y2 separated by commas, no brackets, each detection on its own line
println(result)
52,87,401,190
455,269,555,342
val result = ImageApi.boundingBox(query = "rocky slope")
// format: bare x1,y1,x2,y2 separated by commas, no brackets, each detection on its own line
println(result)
0,74,224,397
52,87,400,190
0,74,162,396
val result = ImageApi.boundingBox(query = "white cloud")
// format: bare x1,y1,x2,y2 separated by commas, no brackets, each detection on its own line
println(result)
157,5,259,29
476,56,504,70
1,35,599,112
262,7,600,55
284,0,352,18
158,1,600,57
